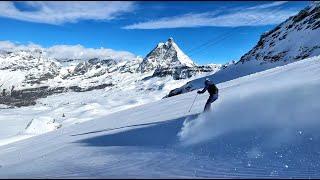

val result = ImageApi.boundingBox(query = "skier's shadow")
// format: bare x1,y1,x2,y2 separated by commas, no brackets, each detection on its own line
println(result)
74,113,200,147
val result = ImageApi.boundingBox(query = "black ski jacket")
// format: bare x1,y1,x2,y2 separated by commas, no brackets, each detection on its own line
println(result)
198,82,218,95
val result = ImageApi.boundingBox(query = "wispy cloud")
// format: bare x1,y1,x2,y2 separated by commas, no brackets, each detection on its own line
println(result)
46,45,136,61
0,1,135,25
246,1,288,10
123,2,297,29
0,41,136,61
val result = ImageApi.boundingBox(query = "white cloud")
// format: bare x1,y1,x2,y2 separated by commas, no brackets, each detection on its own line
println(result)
0,41,136,61
0,1,135,25
0,41,42,51
0,41,16,50
246,1,288,10
46,45,136,61
123,2,298,29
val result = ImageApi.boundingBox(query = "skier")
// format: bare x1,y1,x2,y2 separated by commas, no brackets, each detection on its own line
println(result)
197,78,219,112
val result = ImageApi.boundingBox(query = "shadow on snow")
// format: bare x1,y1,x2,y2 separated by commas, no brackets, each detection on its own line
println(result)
73,114,200,147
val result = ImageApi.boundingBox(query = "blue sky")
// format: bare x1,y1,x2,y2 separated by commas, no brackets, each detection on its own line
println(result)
0,1,310,64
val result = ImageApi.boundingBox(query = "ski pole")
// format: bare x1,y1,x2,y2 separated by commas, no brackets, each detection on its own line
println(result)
188,93,198,112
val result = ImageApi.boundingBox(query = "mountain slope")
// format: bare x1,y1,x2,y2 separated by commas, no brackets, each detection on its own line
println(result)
0,55,319,178
239,2,320,64
166,2,320,97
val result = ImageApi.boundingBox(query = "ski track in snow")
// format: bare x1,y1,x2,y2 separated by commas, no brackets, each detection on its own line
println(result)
0,56,319,178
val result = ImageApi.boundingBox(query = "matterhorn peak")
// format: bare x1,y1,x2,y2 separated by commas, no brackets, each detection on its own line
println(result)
165,37,175,47
138,37,196,73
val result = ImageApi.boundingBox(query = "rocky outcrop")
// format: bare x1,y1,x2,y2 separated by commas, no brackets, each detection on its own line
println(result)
0,83,113,107
151,65,216,80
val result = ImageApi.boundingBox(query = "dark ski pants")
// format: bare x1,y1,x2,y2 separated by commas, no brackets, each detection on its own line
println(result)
204,93,218,112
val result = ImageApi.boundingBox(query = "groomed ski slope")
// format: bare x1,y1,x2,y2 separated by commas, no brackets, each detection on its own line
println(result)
0,56,320,178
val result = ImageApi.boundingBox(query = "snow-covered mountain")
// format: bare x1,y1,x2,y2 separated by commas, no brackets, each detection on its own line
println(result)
138,38,219,80
138,37,196,72
239,2,320,64
0,38,220,108
166,2,320,97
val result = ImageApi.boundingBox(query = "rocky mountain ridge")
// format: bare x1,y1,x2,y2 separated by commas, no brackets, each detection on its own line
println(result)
0,38,220,107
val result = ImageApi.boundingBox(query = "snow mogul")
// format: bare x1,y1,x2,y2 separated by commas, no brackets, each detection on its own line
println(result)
197,78,219,112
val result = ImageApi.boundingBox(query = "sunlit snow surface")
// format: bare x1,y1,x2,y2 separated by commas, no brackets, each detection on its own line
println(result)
0,71,203,145
0,56,320,178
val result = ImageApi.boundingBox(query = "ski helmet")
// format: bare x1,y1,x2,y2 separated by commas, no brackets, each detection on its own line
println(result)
205,78,210,85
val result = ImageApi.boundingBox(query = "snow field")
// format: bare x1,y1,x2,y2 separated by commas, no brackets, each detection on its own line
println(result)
0,56,319,178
